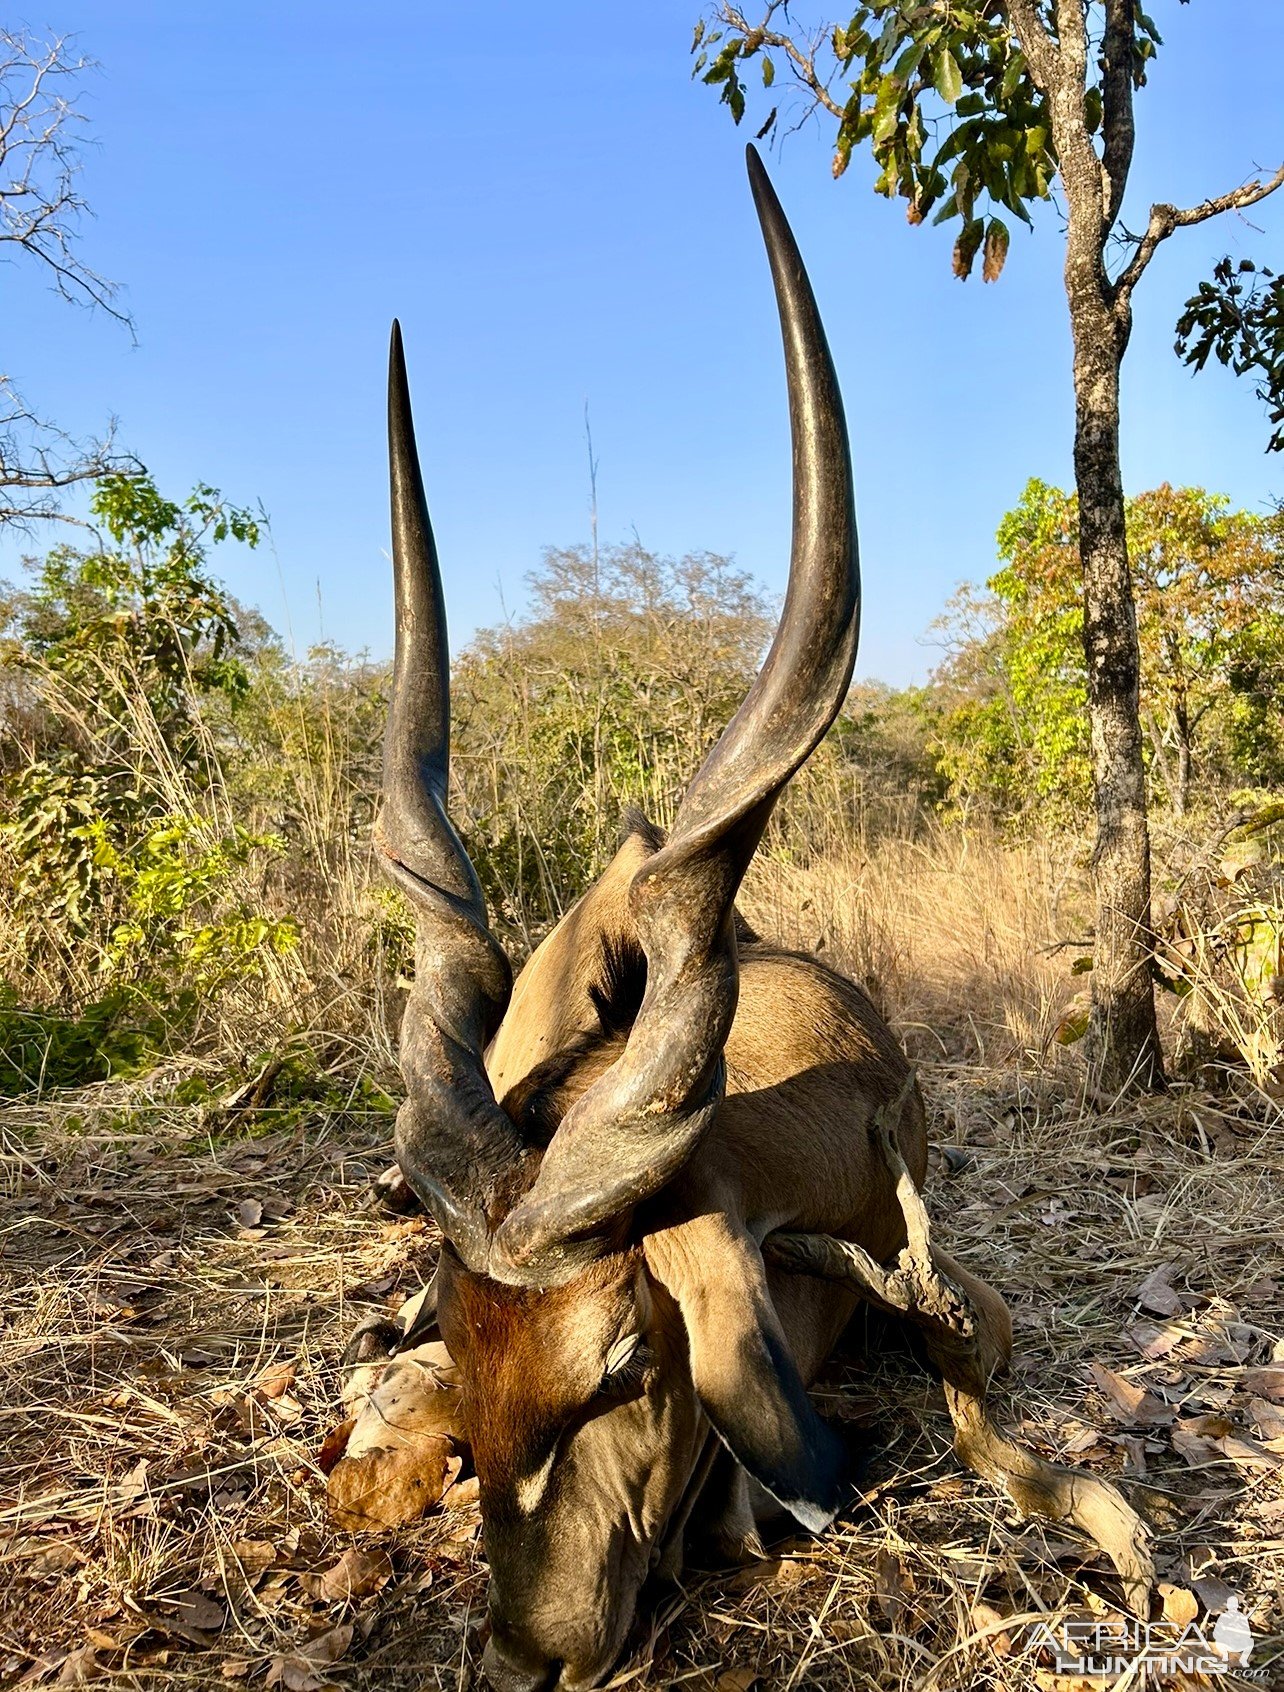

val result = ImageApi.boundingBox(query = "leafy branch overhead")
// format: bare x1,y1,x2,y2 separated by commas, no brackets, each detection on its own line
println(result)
694,4,1281,302
1177,259,1284,453
695,1,1095,279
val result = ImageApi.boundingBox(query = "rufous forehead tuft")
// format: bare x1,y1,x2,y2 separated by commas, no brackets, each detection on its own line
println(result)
446,1249,645,1393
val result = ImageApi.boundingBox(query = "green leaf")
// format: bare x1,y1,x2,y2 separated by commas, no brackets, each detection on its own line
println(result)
934,48,962,106
1054,1005,1090,1045
762,54,775,87
1000,49,1026,103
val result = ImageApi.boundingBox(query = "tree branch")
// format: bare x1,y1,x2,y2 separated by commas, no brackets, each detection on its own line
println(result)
1115,162,1284,309
1004,0,1061,94
0,377,141,531
1100,0,1137,234
711,6,846,123
0,27,133,331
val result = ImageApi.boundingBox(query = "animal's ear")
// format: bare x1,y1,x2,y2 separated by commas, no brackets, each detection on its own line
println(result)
648,1216,849,1532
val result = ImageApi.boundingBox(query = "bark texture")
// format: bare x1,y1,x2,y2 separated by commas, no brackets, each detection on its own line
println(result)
1071,316,1165,1093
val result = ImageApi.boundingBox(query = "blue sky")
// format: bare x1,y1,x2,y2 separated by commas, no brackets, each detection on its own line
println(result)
5,1,1282,684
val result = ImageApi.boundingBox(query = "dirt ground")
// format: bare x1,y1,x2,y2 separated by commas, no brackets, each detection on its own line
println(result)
3,1060,1281,1691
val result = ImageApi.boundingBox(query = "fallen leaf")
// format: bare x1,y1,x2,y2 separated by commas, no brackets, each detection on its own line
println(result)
327,1440,456,1531
26,1541,84,1575
1171,1428,1220,1467
54,1645,99,1686
303,1625,352,1663
1159,1583,1199,1627
1244,1365,1284,1401
231,1539,277,1574
1126,1320,1185,1360
1120,1435,1148,1476
714,1671,758,1692
970,1601,1012,1657
1182,1413,1234,1439
1088,1363,1171,1426
1183,1313,1255,1366
82,1631,122,1653
266,1392,303,1428
255,1363,297,1401
264,1661,319,1692
1192,1576,1236,1612
1137,1264,1186,1317
730,1557,808,1594
1213,1432,1279,1469
873,1546,914,1627
1063,1425,1108,1455
1248,1396,1284,1441
264,1627,353,1692
162,1590,225,1633
302,1548,393,1603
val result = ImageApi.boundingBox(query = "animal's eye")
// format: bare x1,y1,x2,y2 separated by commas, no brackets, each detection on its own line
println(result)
599,1333,651,1396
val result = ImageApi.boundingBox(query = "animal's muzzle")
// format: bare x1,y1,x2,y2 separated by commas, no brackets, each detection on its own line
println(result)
480,1634,561,1692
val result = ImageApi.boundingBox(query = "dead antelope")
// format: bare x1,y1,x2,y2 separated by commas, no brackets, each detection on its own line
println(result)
335,146,1152,1691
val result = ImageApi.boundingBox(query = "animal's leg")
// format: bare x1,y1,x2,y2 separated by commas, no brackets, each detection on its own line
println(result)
765,1109,1154,1616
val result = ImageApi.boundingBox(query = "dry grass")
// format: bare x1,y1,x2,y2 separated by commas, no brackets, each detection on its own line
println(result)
3,1032,1282,1690
743,826,1085,1067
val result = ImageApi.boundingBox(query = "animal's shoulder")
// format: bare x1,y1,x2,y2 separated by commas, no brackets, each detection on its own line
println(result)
727,944,912,1093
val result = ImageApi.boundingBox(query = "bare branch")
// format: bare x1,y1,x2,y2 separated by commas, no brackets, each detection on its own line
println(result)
0,376,141,532
0,27,131,328
0,28,139,527
1115,162,1284,309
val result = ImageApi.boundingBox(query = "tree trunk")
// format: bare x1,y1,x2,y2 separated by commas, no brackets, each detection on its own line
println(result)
1069,296,1165,1096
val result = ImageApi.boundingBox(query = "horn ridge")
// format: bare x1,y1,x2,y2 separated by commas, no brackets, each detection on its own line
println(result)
489,146,860,1283
377,323,524,1271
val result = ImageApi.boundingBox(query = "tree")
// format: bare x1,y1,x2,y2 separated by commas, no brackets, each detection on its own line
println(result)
694,1,1284,1096
1128,486,1283,812
934,480,1284,820
0,474,295,1090
4,474,260,765
1,28,137,528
